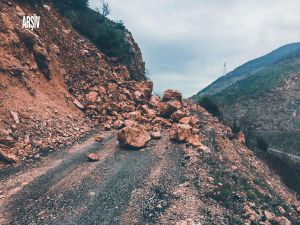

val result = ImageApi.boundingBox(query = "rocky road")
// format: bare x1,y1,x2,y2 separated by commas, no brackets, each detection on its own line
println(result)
0,132,189,225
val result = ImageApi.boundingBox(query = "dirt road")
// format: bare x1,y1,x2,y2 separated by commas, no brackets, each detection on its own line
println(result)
0,132,190,225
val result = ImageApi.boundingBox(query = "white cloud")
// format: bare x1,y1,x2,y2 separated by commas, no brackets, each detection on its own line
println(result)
89,0,300,97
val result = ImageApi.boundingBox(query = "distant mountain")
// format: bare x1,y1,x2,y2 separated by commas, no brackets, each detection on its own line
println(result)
192,43,300,155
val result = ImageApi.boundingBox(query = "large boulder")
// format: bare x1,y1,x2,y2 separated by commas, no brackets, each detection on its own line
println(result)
163,89,182,102
170,124,192,142
118,124,151,149
73,99,85,110
124,111,142,121
158,101,182,118
179,117,192,125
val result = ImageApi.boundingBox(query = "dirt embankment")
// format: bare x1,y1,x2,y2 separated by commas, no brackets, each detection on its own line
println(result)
0,1,147,166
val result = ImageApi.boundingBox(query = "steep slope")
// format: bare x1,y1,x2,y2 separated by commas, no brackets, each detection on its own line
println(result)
0,1,146,166
196,43,300,98
192,44,300,156
0,1,299,224
1,98,300,224
51,0,146,80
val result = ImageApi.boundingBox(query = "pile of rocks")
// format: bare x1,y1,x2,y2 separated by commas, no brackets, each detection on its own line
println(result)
114,88,204,149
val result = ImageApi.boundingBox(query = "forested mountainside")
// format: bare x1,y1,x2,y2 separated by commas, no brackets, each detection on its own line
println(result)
192,43,300,156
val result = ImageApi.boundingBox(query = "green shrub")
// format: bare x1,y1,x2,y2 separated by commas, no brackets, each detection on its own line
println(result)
256,136,269,151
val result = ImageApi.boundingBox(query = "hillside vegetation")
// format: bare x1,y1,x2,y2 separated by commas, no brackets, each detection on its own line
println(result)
25,0,145,80
195,43,300,101
192,42,300,157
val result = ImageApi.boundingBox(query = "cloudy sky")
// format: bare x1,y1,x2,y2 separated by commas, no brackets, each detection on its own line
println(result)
89,0,300,97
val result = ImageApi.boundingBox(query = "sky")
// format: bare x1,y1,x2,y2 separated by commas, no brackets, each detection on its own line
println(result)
89,0,300,97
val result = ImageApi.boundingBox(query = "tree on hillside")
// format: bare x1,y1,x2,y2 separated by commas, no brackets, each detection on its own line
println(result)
102,0,111,17
95,0,111,22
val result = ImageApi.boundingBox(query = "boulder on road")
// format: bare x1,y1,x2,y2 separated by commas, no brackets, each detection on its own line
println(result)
163,89,182,102
118,124,151,149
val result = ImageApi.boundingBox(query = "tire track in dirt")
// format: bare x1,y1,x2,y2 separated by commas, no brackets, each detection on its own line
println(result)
0,133,117,225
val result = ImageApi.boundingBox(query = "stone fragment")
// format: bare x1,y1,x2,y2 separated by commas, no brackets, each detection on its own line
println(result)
86,91,98,102
73,99,85,110
10,111,20,124
149,95,161,107
150,131,162,140
86,153,99,162
94,135,104,142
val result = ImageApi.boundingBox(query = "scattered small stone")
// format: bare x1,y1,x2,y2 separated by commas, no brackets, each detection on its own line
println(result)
10,111,20,124
73,99,85,110
150,131,162,140
94,134,104,142
86,153,99,162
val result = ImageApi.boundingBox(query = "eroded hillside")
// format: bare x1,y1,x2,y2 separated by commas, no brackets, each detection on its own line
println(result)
0,1,299,225
0,0,146,165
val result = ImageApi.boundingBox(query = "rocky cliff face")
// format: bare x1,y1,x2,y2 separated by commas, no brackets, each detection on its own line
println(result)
124,32,146,80
193,44,300,156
